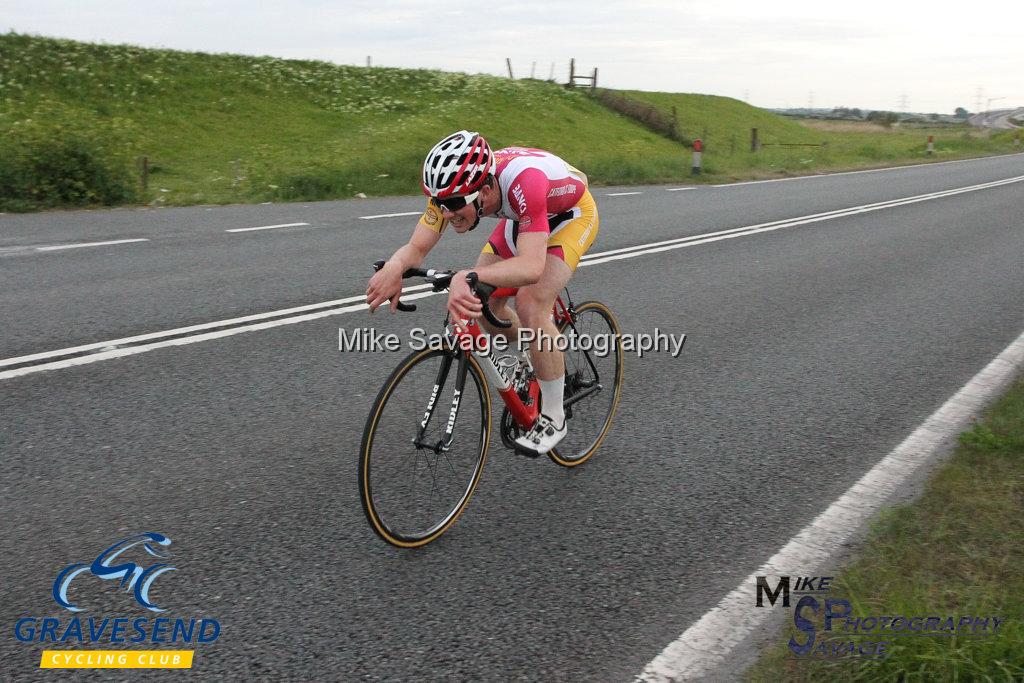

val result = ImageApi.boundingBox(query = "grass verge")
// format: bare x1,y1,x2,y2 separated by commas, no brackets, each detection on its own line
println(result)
746,376,1024,681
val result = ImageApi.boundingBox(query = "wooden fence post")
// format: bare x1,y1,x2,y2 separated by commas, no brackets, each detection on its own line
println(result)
569,58,575,87
506,58,514,79
591,67,598,92
139,156,148,193
751,128,760,152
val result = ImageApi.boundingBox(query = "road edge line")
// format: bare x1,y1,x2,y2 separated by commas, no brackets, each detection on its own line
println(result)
636,329,1024,682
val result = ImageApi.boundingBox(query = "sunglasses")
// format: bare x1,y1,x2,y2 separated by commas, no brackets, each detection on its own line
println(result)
432,190,480,213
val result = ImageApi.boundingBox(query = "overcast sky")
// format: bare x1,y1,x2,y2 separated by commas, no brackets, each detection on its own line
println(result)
4,1,1022,114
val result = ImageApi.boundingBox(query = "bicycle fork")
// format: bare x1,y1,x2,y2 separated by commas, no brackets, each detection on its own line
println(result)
413,351,468,454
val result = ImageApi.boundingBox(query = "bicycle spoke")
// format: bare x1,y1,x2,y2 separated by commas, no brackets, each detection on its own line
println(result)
359,349,490,546
549,302,623,467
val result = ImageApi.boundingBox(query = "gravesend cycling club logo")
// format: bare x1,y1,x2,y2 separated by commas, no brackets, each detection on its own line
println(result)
13,532,221,670
53,532,175,612
756,575,1006,659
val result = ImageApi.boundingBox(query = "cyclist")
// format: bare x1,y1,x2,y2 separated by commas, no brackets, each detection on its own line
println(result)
366,130,599,455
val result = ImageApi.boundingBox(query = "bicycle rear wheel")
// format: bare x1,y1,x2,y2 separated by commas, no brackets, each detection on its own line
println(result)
549,301,624,467
359,348,491,548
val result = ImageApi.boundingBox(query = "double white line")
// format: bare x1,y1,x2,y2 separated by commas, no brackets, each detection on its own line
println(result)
580,174,1024,266
3,174,1022,381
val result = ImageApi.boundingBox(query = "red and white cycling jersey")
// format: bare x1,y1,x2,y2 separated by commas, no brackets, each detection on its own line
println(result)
491,147,588,234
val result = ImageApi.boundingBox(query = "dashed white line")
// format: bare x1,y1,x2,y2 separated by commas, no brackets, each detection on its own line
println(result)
709,151,1024,188
3,172,1023,380
666,187,696,192
226,222,310,233
606,191,644,196
637,327,1024,682
35,239,150,252
359,211,423,220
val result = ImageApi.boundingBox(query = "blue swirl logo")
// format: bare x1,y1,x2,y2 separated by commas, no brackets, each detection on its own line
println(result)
52,533,176,613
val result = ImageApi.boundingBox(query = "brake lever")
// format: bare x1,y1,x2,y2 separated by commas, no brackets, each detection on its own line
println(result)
465,273,512,329
371,260,416,312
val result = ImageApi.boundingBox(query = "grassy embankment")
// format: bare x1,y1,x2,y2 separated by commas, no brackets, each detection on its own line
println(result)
0,33,685,210
747,377,1024,681
619,89,1021,180
0,32,1020,211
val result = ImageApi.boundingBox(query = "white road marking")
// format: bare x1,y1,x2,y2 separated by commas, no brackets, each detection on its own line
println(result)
359,211,422,220
0,290,440,380
581,174,1024,266
636,328,1024,682
0,284,433,370
666,187,696,192
606,191,643,196
226,222,310,233
35,239,150,252
710,151,1024,188
3,173,1023,380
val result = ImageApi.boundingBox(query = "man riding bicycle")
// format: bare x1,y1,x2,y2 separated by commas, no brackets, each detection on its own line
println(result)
366,130,599,455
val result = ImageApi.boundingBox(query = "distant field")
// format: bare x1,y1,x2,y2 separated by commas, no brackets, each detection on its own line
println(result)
1,33,1020,211
618,90,1019,180
797,120,896,133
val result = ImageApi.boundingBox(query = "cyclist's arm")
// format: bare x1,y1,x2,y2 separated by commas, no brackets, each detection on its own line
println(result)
471,232,547,287
386,221,443,272
367,215,443,313
472,167,550,287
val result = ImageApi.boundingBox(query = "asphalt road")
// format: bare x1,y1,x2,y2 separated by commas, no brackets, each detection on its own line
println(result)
969,108,1023,129
2,153,1023,680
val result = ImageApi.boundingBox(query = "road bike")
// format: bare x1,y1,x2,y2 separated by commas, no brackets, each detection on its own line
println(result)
359,261,624,548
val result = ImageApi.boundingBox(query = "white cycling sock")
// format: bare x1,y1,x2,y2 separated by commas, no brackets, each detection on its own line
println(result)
539,376,565,428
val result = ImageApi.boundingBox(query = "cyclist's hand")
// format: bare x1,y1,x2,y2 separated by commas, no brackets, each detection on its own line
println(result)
366,261,404,313
447,270,483,326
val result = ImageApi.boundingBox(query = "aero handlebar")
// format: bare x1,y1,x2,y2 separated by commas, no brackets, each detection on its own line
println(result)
371,260,512,328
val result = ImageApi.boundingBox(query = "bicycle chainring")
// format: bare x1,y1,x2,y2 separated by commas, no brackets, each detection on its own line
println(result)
500,407,543,458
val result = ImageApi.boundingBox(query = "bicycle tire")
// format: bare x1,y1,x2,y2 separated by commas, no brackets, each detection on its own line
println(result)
359,348,491,547
548,300,624,467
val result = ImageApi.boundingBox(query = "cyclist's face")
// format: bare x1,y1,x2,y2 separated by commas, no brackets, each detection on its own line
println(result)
440,202,477,233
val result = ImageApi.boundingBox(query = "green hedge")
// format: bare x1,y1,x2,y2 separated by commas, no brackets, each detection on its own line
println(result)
0,100,140,211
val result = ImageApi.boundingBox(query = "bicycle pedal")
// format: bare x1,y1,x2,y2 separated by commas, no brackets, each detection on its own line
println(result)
513,444,544,459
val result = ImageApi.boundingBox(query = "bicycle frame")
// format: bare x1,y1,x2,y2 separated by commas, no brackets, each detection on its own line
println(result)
412,289,575,453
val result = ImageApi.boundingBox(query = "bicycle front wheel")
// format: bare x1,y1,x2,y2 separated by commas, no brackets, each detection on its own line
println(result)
549,301,624,467
359,348,491,548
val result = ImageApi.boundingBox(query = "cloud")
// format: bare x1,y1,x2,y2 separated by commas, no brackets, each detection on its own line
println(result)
2,0,1020,112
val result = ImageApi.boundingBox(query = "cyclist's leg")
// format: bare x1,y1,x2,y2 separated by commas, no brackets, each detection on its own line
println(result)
511,255,573,452
546,188,599,273
522,187,600,378
515,191,599,439
516,255,573,378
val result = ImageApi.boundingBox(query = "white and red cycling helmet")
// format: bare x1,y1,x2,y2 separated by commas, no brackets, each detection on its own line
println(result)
422,130,495,199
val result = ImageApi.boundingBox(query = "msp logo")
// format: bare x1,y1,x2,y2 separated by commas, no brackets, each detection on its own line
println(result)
53,533,176,613
756,575,1006,659
14,532,221,670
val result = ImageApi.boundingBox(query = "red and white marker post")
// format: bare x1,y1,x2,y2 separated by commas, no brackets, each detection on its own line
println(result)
692,139,703,175
926,135,935,156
